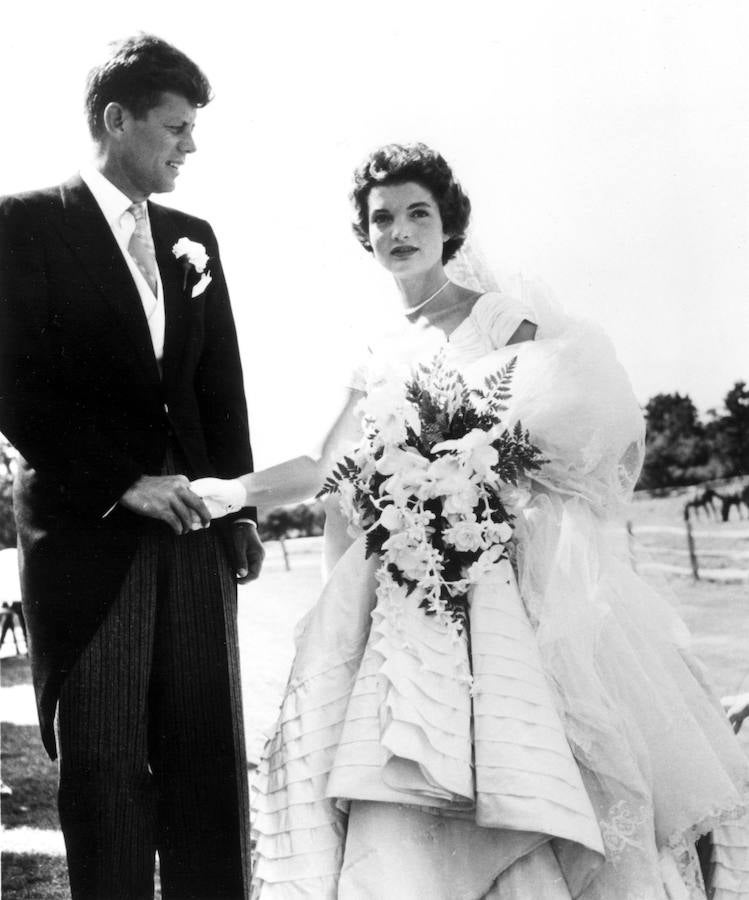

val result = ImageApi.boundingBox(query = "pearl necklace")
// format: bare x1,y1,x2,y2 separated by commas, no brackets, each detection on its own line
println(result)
403,279,450,316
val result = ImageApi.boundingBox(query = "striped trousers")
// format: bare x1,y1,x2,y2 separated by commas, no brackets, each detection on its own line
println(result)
56,518,250,900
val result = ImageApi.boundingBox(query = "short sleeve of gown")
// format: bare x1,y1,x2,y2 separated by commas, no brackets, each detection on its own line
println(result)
471,292,538,349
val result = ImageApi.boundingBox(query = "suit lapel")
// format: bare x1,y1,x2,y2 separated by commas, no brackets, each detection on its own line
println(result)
59,177,161,386
149,202,189,395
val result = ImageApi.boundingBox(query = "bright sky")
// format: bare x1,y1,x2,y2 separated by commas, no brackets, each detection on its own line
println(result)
3,1,748,466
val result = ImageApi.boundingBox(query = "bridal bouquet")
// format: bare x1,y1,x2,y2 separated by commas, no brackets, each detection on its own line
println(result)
319,354,543,634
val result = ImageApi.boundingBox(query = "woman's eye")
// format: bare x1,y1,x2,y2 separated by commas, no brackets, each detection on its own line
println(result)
411,209,429,219
371,213,390,225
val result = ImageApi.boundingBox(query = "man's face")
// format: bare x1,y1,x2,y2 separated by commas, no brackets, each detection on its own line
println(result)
117,91,198,199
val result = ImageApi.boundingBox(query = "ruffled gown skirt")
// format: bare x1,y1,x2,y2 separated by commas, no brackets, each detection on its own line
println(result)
250,500,749,899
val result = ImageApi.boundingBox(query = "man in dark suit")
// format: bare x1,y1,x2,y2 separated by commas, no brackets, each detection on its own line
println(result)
0,35,264,899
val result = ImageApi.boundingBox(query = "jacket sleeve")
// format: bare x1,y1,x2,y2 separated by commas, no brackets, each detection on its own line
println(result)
193,224,257,524
0,194,144,517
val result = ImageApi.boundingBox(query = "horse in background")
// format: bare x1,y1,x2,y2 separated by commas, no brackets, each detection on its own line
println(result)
720,485,749,522
683,488,720,521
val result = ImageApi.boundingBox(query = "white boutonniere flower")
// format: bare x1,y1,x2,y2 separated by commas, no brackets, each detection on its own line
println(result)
172,238,213,298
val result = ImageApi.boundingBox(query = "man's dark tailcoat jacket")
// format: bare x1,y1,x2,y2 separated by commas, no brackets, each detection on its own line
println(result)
0,176,255,758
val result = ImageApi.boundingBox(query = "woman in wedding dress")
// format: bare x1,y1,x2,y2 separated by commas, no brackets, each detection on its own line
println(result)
194,143,749,899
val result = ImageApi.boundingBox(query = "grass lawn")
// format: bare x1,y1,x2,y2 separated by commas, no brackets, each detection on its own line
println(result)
2,720,58,831
2,855,70,900
2,500,747,898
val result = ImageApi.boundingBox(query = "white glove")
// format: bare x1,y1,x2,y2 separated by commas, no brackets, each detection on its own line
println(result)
190,477,247,520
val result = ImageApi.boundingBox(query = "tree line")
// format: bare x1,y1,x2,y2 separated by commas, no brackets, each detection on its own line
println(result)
638,381,748,492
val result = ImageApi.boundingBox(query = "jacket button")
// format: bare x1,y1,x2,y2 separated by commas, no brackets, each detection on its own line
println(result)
163,403,169,415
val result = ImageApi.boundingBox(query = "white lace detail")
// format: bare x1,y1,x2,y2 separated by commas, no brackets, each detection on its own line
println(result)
666,790,749,853
598,800,649,864
674,843,706,900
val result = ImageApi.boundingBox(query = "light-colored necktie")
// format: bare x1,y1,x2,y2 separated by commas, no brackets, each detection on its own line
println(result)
127,203,158,294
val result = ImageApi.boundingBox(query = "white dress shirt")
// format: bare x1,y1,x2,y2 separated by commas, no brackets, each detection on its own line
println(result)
80,165,165,364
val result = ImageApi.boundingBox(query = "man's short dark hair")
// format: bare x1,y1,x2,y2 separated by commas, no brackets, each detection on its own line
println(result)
351,143,472,264
85,34,212,139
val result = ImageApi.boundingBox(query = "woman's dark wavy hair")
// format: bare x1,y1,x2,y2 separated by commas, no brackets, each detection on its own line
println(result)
351,143,471,264
85,34,212,139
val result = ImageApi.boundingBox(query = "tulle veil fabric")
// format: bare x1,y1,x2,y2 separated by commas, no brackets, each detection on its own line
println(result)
250,248,749,898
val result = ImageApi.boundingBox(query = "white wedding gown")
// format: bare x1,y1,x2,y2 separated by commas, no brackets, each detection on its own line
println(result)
250,293,749,899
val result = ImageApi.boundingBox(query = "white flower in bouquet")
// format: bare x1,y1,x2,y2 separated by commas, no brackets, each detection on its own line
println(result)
396,550,434,583
442,482,481,518
381,526,434,556
358,373,420,449
415,454,467,501
402,507,435,530
482,520,514,546
380,472,413,509
418,565,445,596
434,428,500,480
465,545,505,582
376,447,429,478
443,520,485,553
379,504,405,532
382,533,436,582
378,415,414,448
381,530,418,553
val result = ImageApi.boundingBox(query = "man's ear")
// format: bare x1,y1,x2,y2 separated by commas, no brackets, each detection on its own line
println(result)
102,102,127,138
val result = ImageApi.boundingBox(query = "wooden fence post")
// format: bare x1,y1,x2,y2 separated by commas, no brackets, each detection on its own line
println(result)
683,509,700,580
278,537,290,572
626,520,638,573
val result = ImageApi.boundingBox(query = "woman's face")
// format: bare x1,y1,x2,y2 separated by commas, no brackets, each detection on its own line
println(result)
366,181,449,277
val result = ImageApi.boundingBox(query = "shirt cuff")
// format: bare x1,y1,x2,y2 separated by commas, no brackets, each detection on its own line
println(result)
234,518,257,527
